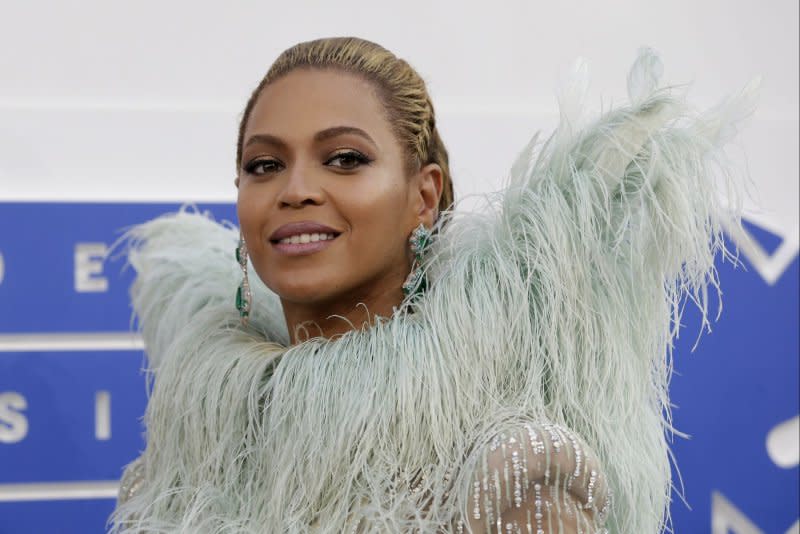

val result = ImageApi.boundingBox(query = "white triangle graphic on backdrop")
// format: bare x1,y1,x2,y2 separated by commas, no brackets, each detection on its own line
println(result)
724,218,799,286
711,491,763,534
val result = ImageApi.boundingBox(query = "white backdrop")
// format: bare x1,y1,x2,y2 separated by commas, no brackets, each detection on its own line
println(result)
1,0,797,242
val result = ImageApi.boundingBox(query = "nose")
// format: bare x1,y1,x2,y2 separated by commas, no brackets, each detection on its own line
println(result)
277,163,324,209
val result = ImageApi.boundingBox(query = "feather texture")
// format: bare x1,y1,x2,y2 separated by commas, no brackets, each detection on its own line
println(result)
109,49,758,533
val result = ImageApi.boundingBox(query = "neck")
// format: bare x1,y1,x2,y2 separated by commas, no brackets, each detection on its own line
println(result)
281,276,407,345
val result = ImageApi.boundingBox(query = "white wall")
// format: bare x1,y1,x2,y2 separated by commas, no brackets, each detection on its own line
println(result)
1,0,797,249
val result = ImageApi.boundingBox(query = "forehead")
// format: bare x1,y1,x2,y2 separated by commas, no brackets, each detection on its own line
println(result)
245,68,393,149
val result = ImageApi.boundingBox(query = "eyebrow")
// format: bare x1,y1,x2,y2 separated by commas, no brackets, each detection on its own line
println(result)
244,126,377,150
315,126,377,146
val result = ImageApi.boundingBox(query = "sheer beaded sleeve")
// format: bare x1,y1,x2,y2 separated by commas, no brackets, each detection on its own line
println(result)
463,422,611,534
116,455,145,509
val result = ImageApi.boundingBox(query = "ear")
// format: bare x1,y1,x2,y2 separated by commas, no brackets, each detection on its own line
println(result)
412,162,444,227
234,175,240,188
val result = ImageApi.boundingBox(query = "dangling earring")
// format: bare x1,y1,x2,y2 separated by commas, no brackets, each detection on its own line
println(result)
235,234,251,325
402,223,432,298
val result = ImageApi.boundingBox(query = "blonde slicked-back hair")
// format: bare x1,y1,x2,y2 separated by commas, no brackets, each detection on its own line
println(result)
235,36,454,215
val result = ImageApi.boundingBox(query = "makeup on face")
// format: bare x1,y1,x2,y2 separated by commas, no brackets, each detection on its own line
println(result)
236,68,415,311
269,220,342,257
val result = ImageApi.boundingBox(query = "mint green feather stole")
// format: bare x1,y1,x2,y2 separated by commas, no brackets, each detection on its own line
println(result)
109,48,758,533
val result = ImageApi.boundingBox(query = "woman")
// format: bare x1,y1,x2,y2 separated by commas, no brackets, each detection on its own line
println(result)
110,37,757,533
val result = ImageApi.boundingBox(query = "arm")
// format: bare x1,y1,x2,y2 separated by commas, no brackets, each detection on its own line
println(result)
412,49,757,532
117,455,145,507
463,422,611,534
109,210,289,531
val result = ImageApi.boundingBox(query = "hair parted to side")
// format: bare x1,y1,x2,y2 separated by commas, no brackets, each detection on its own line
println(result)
235,36,454,216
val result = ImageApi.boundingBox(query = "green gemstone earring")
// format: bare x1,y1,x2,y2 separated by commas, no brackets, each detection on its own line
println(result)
235,234,251,325
402,223,432,298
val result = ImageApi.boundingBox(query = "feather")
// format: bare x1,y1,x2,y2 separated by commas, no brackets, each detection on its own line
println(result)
109,49,757,533
627,46,664,105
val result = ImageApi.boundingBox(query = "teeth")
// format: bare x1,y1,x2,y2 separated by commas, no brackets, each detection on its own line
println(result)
278,233,336,245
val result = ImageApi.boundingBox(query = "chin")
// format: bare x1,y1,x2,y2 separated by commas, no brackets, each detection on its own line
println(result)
269,278,342,306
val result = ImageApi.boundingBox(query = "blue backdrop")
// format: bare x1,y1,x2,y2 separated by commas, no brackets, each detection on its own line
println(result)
0,202,797,533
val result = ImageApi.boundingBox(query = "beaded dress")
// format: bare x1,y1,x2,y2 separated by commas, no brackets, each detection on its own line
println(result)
109,48,757,533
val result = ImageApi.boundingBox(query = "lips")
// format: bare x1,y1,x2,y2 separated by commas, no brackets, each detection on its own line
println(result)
269,221,341,243
268,221,342,257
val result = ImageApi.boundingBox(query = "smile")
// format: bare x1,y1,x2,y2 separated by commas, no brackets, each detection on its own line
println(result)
271,235,338,256
268,221,342,256
276,232,337,244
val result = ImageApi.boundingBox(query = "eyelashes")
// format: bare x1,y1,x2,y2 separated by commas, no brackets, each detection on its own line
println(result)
326,150,372,170
243,159,282,175
243,150,373,176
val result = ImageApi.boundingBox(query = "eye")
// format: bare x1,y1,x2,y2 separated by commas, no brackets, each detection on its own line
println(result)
325,150,372,170
243,158,283,175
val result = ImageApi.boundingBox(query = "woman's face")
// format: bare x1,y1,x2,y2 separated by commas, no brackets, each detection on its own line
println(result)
236,68,438,308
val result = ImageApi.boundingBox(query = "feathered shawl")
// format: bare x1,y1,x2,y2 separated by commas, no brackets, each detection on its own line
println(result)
109,48,758,533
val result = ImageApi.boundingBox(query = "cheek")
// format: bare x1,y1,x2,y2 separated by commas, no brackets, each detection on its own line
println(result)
236,185,270,255
342,177,411,252
236,191,254,237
